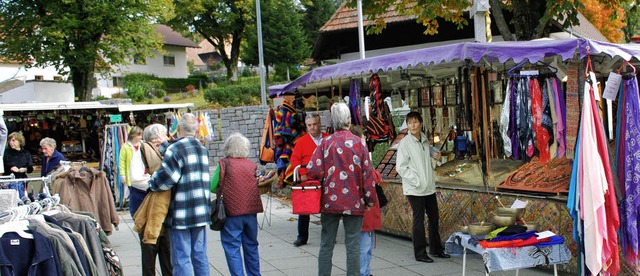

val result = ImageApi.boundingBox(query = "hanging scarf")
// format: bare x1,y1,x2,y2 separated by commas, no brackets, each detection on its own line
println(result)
500,79,513,157
530,77,550,164
552,77,567,158
618,75,640,267
350,79,363,126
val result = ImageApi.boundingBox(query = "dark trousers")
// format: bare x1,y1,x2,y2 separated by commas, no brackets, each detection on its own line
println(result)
139,226,172,276
297,215,310,241
407,194,444,259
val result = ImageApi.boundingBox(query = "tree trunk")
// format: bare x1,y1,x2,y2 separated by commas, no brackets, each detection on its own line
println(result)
70,67,94,102
511,0,547,40
489,0,514,41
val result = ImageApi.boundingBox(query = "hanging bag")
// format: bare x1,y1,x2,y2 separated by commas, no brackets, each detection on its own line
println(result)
210,159,228,231
291,165,322,215
259,109,276,164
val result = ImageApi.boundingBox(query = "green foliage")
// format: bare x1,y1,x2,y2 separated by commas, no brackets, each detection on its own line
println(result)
301,0,340,47
158,77,208,92
622,2,640,42
271,64,303,82
0,0,172,101
241,67,255,77
204,82,261,107
123,73,165,100
371,142,390,168
242,0,310,78
167,0,253,81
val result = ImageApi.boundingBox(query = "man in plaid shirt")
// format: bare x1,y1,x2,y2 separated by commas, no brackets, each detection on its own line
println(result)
149,113,211,275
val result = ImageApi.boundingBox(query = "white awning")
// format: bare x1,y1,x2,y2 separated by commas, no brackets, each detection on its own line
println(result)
117,103,194,112
0,101,118,111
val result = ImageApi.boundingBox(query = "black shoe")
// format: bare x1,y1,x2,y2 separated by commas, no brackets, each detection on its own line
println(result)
416,256,434,263
434,252,451,258
293,239,307,247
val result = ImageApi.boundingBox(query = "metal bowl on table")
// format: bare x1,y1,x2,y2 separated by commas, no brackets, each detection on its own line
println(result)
493,214,516,227
521,223,539,232
496,207,525,220
468,223,493,236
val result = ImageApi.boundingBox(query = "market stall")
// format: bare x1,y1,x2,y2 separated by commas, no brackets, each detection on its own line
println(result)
268,38,640,274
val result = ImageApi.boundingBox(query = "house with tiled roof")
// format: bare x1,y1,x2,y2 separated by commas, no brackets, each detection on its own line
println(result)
313,2,609,64
0,24,197,102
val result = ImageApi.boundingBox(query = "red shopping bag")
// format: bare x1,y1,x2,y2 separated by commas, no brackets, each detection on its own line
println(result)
291,180,321,215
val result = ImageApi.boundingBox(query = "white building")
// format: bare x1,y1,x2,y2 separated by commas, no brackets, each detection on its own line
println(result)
0,24,197,103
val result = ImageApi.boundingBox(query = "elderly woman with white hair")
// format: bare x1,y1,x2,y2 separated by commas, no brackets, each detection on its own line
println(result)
40,137,65,177
210,132,263,276
306,102,378,276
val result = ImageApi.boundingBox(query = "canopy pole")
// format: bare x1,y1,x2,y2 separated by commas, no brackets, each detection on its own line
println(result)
357,0,366,59
256,0,267,107
315,87,319,111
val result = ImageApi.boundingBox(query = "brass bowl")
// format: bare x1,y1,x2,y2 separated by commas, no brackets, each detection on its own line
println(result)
496,207,525,220
468,223,493,236
493,214,516,227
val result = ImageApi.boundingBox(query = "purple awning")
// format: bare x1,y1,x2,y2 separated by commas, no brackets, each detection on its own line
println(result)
269,38,640,97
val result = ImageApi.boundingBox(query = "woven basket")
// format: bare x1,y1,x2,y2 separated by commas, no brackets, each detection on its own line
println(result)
258,171,277,194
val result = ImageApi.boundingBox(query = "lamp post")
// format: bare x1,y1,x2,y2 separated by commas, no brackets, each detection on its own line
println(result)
257,0,267,107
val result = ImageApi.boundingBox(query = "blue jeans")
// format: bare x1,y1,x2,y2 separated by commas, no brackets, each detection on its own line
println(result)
8,182,25,199
318,213,363,276
360,231,374,276
221,214,260,276
169,226,210,276
129,187,147,217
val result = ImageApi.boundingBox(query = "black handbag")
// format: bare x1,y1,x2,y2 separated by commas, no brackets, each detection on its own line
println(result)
210,159,228,231
375,183,388,208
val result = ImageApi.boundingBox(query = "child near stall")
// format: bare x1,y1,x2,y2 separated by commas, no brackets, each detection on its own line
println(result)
350,125,382,276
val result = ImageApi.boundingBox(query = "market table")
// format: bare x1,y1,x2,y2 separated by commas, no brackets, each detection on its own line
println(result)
444,232,571,275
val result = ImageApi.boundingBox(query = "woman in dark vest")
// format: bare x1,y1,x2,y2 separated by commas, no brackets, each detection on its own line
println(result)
210,132,263,276
3,132,34,198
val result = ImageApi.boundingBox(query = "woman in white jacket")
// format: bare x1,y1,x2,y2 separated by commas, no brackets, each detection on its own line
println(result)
396,111,450,263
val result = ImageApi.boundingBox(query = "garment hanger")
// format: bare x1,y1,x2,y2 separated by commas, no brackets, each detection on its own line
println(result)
507,60,529,77
617,60,636,75
0,220,33,239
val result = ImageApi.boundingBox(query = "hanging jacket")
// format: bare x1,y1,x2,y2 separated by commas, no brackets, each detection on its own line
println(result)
0,230,63,276
57,168,120,235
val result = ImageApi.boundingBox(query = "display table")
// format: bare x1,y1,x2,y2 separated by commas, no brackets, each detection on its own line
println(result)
444,232,571,275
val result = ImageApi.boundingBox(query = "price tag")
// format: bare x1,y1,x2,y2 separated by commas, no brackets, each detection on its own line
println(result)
603,72,622,100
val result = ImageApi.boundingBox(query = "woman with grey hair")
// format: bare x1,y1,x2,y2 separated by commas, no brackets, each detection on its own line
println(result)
306,102,378,276
40,137,65,176
133,123,172,276
210,132,263,276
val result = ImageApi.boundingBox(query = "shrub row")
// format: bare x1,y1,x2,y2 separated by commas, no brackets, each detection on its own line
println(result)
203,83,261,107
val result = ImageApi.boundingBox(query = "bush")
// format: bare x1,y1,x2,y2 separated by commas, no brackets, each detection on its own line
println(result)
203,82,261,107
123,73,164,100
163,96,171,102
159,77,208,91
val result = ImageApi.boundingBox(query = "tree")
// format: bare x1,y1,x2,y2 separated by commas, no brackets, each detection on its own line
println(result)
0,0,172,101
622,1,640,42
300,0,342,47
242,0,310,81
580,0,625,42
344,0,625,41
168,0,253,82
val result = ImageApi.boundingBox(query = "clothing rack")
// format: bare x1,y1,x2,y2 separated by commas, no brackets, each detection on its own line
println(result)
0,174,15,181
0,175,53,196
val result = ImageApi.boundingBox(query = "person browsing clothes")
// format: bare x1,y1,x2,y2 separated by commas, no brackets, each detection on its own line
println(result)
40,137,65,177
285,113,328,247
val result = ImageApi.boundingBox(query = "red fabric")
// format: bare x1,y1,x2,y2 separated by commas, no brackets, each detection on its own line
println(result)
361,198,381,232
284,133,328,184
478,236,551,249
530,78,550,164
589,91,620,275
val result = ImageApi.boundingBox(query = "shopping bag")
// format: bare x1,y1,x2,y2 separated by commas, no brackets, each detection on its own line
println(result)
209,197,226,231
291,182,322,215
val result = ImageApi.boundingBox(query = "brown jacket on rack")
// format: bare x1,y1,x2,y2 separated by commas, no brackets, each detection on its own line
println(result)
57,167,120,235
133,142,171,244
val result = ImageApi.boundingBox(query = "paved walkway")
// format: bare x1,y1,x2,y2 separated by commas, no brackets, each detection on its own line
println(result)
108,195,565,275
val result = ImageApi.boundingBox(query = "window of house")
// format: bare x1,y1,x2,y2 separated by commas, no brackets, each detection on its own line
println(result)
113,77,123,87
53,76,63,81
134,56,146,65
34,75,44,81
163,55,175,66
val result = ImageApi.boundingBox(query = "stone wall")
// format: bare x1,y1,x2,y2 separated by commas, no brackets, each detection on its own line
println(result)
203,105,270,165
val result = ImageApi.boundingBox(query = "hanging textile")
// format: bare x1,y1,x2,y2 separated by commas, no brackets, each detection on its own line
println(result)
100,124,130,209
349,79,363,126
569,57,619,275
364,74,395,146
500,78,512,157
617,73,640,268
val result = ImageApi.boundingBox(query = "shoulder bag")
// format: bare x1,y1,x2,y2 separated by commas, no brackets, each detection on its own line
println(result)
210,158,228,231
